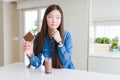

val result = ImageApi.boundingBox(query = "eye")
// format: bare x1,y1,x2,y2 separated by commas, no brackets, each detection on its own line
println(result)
48,16,53,19
56,16,61,19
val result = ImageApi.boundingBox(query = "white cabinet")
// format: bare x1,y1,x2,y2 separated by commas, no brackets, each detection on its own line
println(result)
92,0,120,20
88,56,120,75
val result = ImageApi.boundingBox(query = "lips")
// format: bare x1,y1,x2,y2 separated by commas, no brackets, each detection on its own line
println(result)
51,24,57,26
51,24,57,27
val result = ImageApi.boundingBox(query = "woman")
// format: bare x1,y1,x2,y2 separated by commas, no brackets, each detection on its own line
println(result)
24,4,74,69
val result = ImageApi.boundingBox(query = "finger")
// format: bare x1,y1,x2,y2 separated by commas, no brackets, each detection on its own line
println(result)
24,48,32,53
25,44,32,48
51,34,54,38
51,32,55,36
51,29,56,32
25,41,31,45
25,46,32,50
51,30,55,34
54,29,58,33
24,44,32,50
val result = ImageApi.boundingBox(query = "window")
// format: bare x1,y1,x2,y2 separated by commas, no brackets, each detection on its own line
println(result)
90,20,120,45
24,9,37,34
24,8,46,35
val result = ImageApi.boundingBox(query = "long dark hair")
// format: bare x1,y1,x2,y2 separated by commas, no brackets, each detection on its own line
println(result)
33,4,64,68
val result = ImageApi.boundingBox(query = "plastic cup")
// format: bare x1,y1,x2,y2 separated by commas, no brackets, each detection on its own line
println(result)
45,57,52,74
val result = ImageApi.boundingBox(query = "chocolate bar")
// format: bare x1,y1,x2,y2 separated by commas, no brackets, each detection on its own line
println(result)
23,32,34,42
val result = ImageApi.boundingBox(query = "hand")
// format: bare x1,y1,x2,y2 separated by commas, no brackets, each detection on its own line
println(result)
51,29,62,42
24,41,33,57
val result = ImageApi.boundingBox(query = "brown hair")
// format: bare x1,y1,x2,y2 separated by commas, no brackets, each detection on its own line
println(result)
33,4,64,68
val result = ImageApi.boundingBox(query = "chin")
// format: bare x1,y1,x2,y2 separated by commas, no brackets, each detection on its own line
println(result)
51,27,57,29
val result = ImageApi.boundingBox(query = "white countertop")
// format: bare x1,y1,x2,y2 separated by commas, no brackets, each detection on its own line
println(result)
0,62,120,80
89,52,120,58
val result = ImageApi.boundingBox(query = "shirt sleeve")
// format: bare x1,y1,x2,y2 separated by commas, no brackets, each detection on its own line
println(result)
58,31,73,68
30,53,42,68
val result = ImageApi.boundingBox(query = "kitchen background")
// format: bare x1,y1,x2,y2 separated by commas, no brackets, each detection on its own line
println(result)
0,0,120,75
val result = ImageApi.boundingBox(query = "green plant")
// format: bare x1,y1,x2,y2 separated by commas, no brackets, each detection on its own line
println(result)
95,37,111,44
31,28,38,36
111,37,119,49
31,20,38,36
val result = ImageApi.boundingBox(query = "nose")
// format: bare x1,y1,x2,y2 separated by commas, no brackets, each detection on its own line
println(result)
52,17,57,23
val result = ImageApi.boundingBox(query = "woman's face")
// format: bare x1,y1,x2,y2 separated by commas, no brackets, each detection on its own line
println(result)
47,10,61,29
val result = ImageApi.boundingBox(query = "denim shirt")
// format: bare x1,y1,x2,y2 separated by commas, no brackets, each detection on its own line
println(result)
30,30,75,69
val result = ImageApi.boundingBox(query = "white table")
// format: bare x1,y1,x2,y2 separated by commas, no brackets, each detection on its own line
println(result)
0,62,120,80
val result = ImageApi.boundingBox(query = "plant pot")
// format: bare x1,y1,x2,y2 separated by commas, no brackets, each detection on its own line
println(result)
110,48,119,52
93,43,110,52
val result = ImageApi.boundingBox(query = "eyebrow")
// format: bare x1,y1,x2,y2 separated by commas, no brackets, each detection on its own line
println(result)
48,14,61,17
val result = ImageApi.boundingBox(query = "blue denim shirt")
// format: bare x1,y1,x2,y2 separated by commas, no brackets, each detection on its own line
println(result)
30,30,75,69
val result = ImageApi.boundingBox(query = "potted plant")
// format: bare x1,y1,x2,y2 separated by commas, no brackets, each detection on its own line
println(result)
110,37,119,52
93,37,111,52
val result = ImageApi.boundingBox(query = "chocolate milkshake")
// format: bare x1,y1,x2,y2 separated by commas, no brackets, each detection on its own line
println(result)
45,57,52,74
